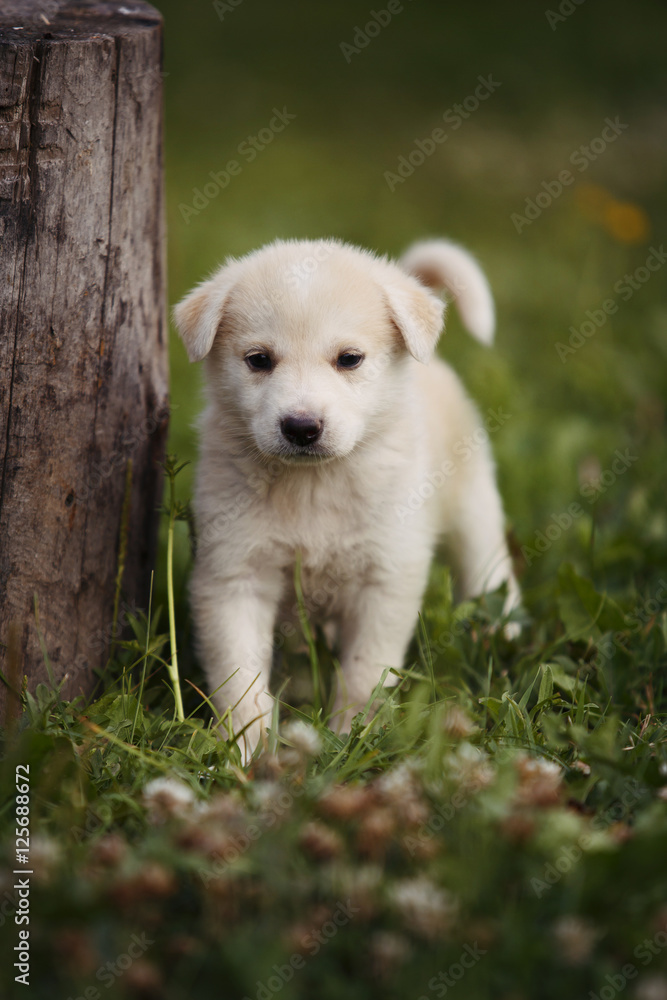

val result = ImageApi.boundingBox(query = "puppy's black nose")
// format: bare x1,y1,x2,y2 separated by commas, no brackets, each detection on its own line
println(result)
280,415,323,447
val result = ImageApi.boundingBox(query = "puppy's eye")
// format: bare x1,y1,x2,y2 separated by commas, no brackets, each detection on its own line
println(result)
337,352,364,370
245,352,273,372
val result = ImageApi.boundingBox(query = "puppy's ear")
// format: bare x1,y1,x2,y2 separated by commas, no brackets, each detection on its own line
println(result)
172,262,239,362
382,270,446,365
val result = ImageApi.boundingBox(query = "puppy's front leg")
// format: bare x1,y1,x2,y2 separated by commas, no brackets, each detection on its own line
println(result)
332,572,427,733
191,565,283,761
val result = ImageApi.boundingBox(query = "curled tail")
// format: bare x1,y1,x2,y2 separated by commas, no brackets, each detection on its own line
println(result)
399,238,496,346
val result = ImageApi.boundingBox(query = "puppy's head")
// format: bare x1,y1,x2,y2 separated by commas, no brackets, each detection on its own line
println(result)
173,240,445,464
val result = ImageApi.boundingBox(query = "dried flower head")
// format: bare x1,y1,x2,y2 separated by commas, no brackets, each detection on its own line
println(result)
124,959,163,995
89,833,127,869
577,455,603,493
53,928,99,978
500,813,537,843
374,761,430,826
299,821,343,862
636,976,667,1000
110,861,177,907
376,761,421,802
390,877,458,940
552,916,599,965
249,780,294,819
252,753,284,781
282,720,323,757
319,784,372,821
195,791,246,825
356,807,396,860
330,863,383,921
442,705,475,740
445,742,495,792
514,755,562,807
142,776,196,823
369,931,412,978
28,834,61,883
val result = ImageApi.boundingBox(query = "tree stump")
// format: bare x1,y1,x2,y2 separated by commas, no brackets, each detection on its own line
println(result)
0,1,168,717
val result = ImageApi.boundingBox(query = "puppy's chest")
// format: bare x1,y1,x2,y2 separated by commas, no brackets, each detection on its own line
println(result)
262,471,379,565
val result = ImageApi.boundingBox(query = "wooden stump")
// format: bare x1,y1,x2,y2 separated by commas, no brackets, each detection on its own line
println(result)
0,1,168,716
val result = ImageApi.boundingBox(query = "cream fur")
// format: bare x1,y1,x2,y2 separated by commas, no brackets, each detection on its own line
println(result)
174,238,520,760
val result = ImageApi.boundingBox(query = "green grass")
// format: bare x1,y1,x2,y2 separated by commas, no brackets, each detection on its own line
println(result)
1,477,666,998
1,1,667,996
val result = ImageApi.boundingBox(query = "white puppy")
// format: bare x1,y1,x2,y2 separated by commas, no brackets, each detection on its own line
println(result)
174,238,520,759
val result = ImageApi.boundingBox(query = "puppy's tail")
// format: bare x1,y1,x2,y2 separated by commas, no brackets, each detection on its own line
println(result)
399,239,495,345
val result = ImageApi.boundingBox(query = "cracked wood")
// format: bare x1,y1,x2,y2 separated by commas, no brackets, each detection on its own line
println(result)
0,1,168,712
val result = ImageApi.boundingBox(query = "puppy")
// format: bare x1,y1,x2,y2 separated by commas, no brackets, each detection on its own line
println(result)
174,238,520,759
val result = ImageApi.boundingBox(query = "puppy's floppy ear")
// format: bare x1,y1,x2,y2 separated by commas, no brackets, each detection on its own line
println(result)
382,269,446,365
172,261,239,362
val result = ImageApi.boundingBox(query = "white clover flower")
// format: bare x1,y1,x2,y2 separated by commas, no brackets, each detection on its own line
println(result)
369,930,412,973
390,876,458,939
514,755,563,807
519,757,562,780
442,705,475,739
249,780,296,821
445,743,495,791
142,776,196,821
250,780,282,811
552,916,599,965
636,976,667,1000
282,720,323,757
29,835,61,883
376,760,421,800
326,863,384,919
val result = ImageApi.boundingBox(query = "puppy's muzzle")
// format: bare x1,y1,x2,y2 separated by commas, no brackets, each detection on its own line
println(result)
280,415,323,448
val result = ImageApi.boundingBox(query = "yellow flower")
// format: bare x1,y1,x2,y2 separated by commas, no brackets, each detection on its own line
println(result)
574,184,650,244
602,200,650,244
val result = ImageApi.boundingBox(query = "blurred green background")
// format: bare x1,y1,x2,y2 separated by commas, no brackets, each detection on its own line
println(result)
154,0,667,604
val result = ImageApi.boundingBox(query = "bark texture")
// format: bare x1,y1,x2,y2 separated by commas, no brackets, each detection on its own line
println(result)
0,1,168,714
